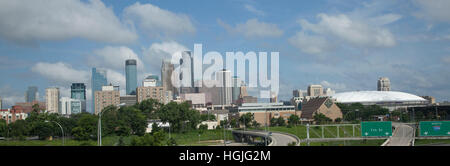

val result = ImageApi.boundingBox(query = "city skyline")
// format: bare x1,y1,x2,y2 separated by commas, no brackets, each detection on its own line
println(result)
1,0,450,109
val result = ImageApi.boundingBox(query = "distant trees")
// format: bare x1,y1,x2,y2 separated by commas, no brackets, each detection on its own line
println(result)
9,120,29,140
270,117,287,127
288,115,300,126
156,102,201,132
313,113,332,124
0,119,6,137
71,113,97,141
337,103,389,122
130,132,167,146
239,112,254,128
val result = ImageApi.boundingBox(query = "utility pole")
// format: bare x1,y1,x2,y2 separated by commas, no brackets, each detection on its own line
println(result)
435,106,438,120
223,120,226,146
306,123,310,146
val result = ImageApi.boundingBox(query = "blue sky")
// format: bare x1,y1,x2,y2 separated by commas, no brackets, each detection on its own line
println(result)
0,0,450,111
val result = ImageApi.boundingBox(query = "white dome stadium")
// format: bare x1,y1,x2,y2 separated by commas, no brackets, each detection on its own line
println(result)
332,91,427,103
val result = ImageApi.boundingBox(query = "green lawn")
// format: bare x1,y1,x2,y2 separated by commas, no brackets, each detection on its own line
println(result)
0,130,233,146
414,139,450,146
0,136,137,146
171,129,233,146
251,124,362,139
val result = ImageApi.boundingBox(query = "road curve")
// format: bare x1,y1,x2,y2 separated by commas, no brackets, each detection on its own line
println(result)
241,130,299,146
385,124,414,146
271,132,299,146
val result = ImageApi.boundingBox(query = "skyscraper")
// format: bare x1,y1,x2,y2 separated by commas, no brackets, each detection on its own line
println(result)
308,85,323,97
126,59,137,95
71,83,86,112
377,77,390,91
217,69,232,106
161,60,174,96
232,76,242,104
293,89,307,98
91,68,107,113
143,75,159,87
45,87,59,114
179,51,195,94
26,86,38,102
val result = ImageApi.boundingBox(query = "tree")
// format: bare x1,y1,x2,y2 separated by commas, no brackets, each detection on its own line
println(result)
33,121,54,140
200,114,216,121
71,113,97,140
288,115,300,126
101,105,147,136
134,99,162,119
151,123,161,134
239,112,254,128
0,119,7,137
276,117,286,126
230,119,239,128
119,106,147,136
32,104,42,113
251,121,260,128
313,113,332,124
270,117,277,127
9,120,29,140
131,131,167,146
157,102,201,132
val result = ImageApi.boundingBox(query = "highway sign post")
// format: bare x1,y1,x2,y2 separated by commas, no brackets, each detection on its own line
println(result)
361,121,392,137
419,121,450,136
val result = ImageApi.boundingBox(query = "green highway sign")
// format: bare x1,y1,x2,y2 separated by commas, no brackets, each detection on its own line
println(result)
361,121,392,137
419,121,450,136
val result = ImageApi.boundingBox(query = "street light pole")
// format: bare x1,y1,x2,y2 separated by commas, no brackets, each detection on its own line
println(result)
98,103,125,146
45,120,64,146
223,120,226,146
98,112,102,146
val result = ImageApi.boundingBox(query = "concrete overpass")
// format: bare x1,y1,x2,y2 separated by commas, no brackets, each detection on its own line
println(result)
231,130,300,146
383,123,415,146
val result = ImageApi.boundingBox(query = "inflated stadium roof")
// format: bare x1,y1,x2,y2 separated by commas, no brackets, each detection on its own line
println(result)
332,91,427,103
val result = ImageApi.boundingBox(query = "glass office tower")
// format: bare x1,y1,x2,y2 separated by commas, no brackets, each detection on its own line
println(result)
91,68,107,114
71,83,86,112
126,59,137,95
26,86,38,102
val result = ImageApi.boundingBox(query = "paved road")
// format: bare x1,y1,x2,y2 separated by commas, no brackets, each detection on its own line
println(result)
246,130,298,146
386,124,414,146
231,130,299,146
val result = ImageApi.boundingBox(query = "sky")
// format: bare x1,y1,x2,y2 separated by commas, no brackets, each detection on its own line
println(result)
0,0,450,111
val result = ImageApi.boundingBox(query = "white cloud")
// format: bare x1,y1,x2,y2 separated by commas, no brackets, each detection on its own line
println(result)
31,62,89,85
299,14,396,48
142,41,189,72
413,0,450,23
123,2,195,37
90,46,144,71
320,81,347,91
0,0,137,44
106,69,126,90
219,19,283,38
244,4,265,16
289,31,335,55
368,14,402,26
